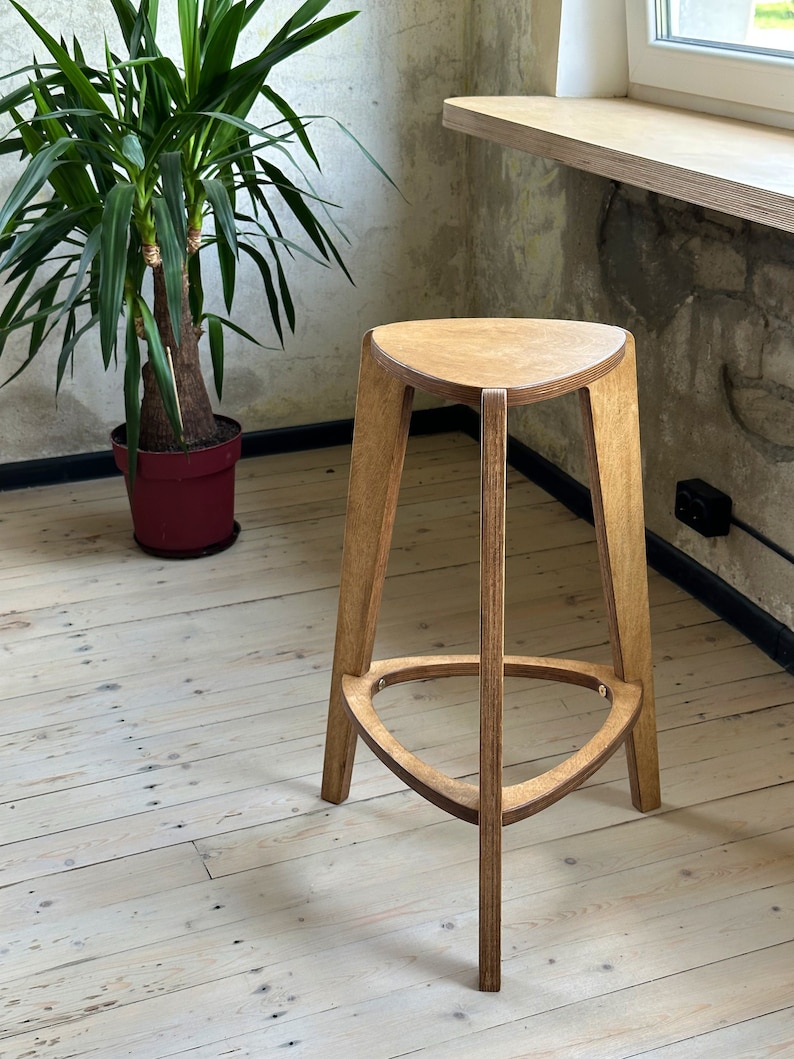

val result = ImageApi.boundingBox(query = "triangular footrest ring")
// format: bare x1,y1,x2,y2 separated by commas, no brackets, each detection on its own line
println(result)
342,655,643,825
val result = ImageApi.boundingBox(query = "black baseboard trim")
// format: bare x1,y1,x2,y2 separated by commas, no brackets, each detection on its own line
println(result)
0,405,468,492
239,405,468,460
495,417,794,676
0,449,119,491
2,403,791,674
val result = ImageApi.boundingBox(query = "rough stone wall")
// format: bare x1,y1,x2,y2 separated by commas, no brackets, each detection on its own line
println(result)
599,186,794,630
0,0,469,462
467,0,794,630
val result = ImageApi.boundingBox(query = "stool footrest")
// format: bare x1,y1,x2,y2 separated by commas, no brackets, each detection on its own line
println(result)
342,655,643,826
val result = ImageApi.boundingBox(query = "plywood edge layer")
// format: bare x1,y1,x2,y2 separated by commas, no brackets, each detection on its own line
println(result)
443,95,794,234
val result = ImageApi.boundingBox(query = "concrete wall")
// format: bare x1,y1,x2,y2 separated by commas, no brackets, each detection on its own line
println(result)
0,0,469,462
467,0,794,631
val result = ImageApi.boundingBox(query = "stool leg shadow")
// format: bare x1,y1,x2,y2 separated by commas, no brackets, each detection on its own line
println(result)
321,332,414,804
579,332,661,813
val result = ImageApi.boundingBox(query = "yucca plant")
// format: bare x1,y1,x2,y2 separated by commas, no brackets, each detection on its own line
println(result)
0,0,381,481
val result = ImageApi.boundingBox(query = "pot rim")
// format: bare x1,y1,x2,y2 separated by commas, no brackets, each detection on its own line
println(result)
110,414,241,454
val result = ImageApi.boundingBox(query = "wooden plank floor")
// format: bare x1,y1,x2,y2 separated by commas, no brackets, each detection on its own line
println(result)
1,430,793,1058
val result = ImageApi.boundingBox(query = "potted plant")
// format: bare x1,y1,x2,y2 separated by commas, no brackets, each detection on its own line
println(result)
0,0,385,556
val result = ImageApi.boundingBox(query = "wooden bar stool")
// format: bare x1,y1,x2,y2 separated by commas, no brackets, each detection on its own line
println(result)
321,318,661,991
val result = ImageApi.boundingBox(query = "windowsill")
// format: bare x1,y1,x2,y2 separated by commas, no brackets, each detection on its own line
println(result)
442,95,794,233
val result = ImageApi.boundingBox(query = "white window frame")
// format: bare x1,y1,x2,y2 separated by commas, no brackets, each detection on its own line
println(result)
625,0,794,129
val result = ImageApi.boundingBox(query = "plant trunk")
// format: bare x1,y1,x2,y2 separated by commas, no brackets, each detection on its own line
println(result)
139,264,217,451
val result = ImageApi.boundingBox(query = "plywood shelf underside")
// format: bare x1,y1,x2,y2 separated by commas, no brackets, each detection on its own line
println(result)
443,95,794,232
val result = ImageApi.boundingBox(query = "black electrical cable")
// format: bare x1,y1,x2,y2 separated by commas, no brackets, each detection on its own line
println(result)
731,515,794,567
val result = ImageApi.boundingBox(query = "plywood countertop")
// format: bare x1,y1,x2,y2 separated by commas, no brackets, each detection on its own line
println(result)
443,95,794,233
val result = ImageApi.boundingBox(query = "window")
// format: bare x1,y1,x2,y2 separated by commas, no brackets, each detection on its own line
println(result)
657,0,794,55
626,0,794,128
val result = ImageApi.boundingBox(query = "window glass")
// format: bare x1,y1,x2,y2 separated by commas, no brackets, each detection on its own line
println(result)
657,1,794,58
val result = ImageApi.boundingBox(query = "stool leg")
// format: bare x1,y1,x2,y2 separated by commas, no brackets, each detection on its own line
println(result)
479,388,508,991
321,332,414,805
579,332,661,813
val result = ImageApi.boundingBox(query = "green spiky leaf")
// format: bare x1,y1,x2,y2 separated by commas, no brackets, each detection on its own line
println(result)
207,312,224,399
152,196,184,343
98,181,136,366
137,295,185,447
201,178,238,257
121,132,146,169
0,137,72,235
123,296,142,490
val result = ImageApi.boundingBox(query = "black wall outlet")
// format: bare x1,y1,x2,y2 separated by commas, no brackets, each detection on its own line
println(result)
675,478,732,537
